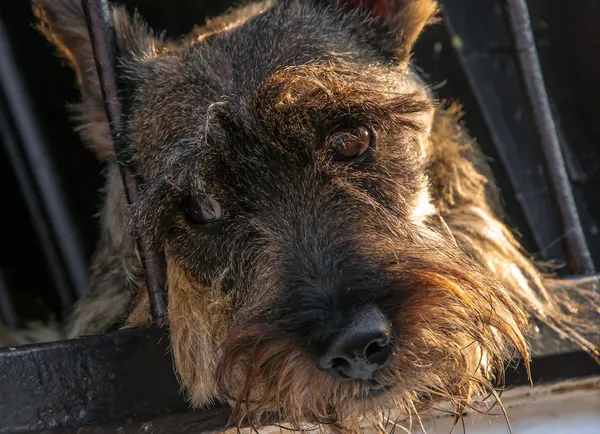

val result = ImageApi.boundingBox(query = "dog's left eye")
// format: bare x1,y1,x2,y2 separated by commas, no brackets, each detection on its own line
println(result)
186,195,223,224
329,126,373,162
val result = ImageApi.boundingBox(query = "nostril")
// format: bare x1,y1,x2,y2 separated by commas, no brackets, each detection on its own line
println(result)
364,337,391,366
330,357,349,370
319,355,353,379
318,354,349,370
365,340,385,359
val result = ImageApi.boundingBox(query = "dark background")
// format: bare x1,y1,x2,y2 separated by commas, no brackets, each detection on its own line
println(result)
1,0,599,328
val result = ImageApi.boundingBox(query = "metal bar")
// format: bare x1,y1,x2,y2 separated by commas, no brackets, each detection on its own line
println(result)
0,17,88,302
0,88,74,310
80,0,168,325
437,1,567,264
504,0,596,274
0,328,190,433
0,268,18,330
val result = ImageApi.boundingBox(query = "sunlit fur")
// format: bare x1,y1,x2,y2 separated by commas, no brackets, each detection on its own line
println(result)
31,0,598,432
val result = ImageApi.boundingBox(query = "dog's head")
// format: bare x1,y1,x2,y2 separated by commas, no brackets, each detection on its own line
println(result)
34,0,530,430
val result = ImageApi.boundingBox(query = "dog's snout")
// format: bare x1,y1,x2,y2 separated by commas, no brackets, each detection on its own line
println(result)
318,306,393,381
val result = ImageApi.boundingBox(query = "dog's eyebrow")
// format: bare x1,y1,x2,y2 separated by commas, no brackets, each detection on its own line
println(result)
256,63,432,131
127,140,204,243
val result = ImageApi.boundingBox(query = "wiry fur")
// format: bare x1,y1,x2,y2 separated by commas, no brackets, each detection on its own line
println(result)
164,258,230,405
30,0,598,432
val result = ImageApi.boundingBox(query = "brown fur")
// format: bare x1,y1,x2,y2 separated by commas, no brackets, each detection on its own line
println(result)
164,258,230,406
30,0,598,432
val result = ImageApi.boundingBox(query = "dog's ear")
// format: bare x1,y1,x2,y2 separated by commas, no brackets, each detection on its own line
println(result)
319,0,439,63
32,0,163,160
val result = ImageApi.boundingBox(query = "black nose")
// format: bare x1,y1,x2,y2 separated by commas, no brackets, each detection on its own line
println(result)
318,306,393,381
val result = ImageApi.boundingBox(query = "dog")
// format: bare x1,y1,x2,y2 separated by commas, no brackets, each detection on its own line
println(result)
31,0,598,431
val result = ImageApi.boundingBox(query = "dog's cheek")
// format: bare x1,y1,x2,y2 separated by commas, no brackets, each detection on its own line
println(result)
164,259,230,407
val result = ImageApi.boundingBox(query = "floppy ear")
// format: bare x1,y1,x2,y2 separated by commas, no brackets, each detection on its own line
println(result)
323,0,439,63
32,0,163,160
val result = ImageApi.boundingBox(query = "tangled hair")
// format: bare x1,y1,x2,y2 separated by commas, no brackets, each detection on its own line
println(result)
215,238,530,431
29,1,598,432
428,103,600,359
209,83,599,430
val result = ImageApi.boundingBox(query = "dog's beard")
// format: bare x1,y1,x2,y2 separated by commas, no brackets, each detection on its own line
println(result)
215,245,529,432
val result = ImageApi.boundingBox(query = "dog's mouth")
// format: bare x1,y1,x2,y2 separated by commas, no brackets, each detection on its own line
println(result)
357,381,393,399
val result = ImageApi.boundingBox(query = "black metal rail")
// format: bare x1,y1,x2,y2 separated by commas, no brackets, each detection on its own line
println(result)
504,0,595,275
0,269,18,330
81,0,168,326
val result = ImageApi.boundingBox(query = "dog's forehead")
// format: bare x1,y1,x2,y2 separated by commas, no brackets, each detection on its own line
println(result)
127,3,388,157
179,0,381,91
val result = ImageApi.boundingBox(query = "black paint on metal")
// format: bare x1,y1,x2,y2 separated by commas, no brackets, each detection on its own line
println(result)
23,406,234,434
504,0,595,275
0,328,190,433
81,0,168,325
504,350,600,388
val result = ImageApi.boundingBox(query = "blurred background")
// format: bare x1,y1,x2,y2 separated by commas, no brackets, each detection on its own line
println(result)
1,0,599,331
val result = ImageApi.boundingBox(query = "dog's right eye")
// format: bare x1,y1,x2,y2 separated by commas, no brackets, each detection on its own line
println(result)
186,195,223,224
328,126,373,162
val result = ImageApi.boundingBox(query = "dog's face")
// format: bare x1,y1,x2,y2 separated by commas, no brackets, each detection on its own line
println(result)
35,0,530,429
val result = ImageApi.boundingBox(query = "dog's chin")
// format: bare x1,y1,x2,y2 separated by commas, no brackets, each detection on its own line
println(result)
361,383,394,399
342,376,395,401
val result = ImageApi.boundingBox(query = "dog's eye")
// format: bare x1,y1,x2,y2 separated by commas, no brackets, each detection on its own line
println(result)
329,126,373,162
186,195,223,224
